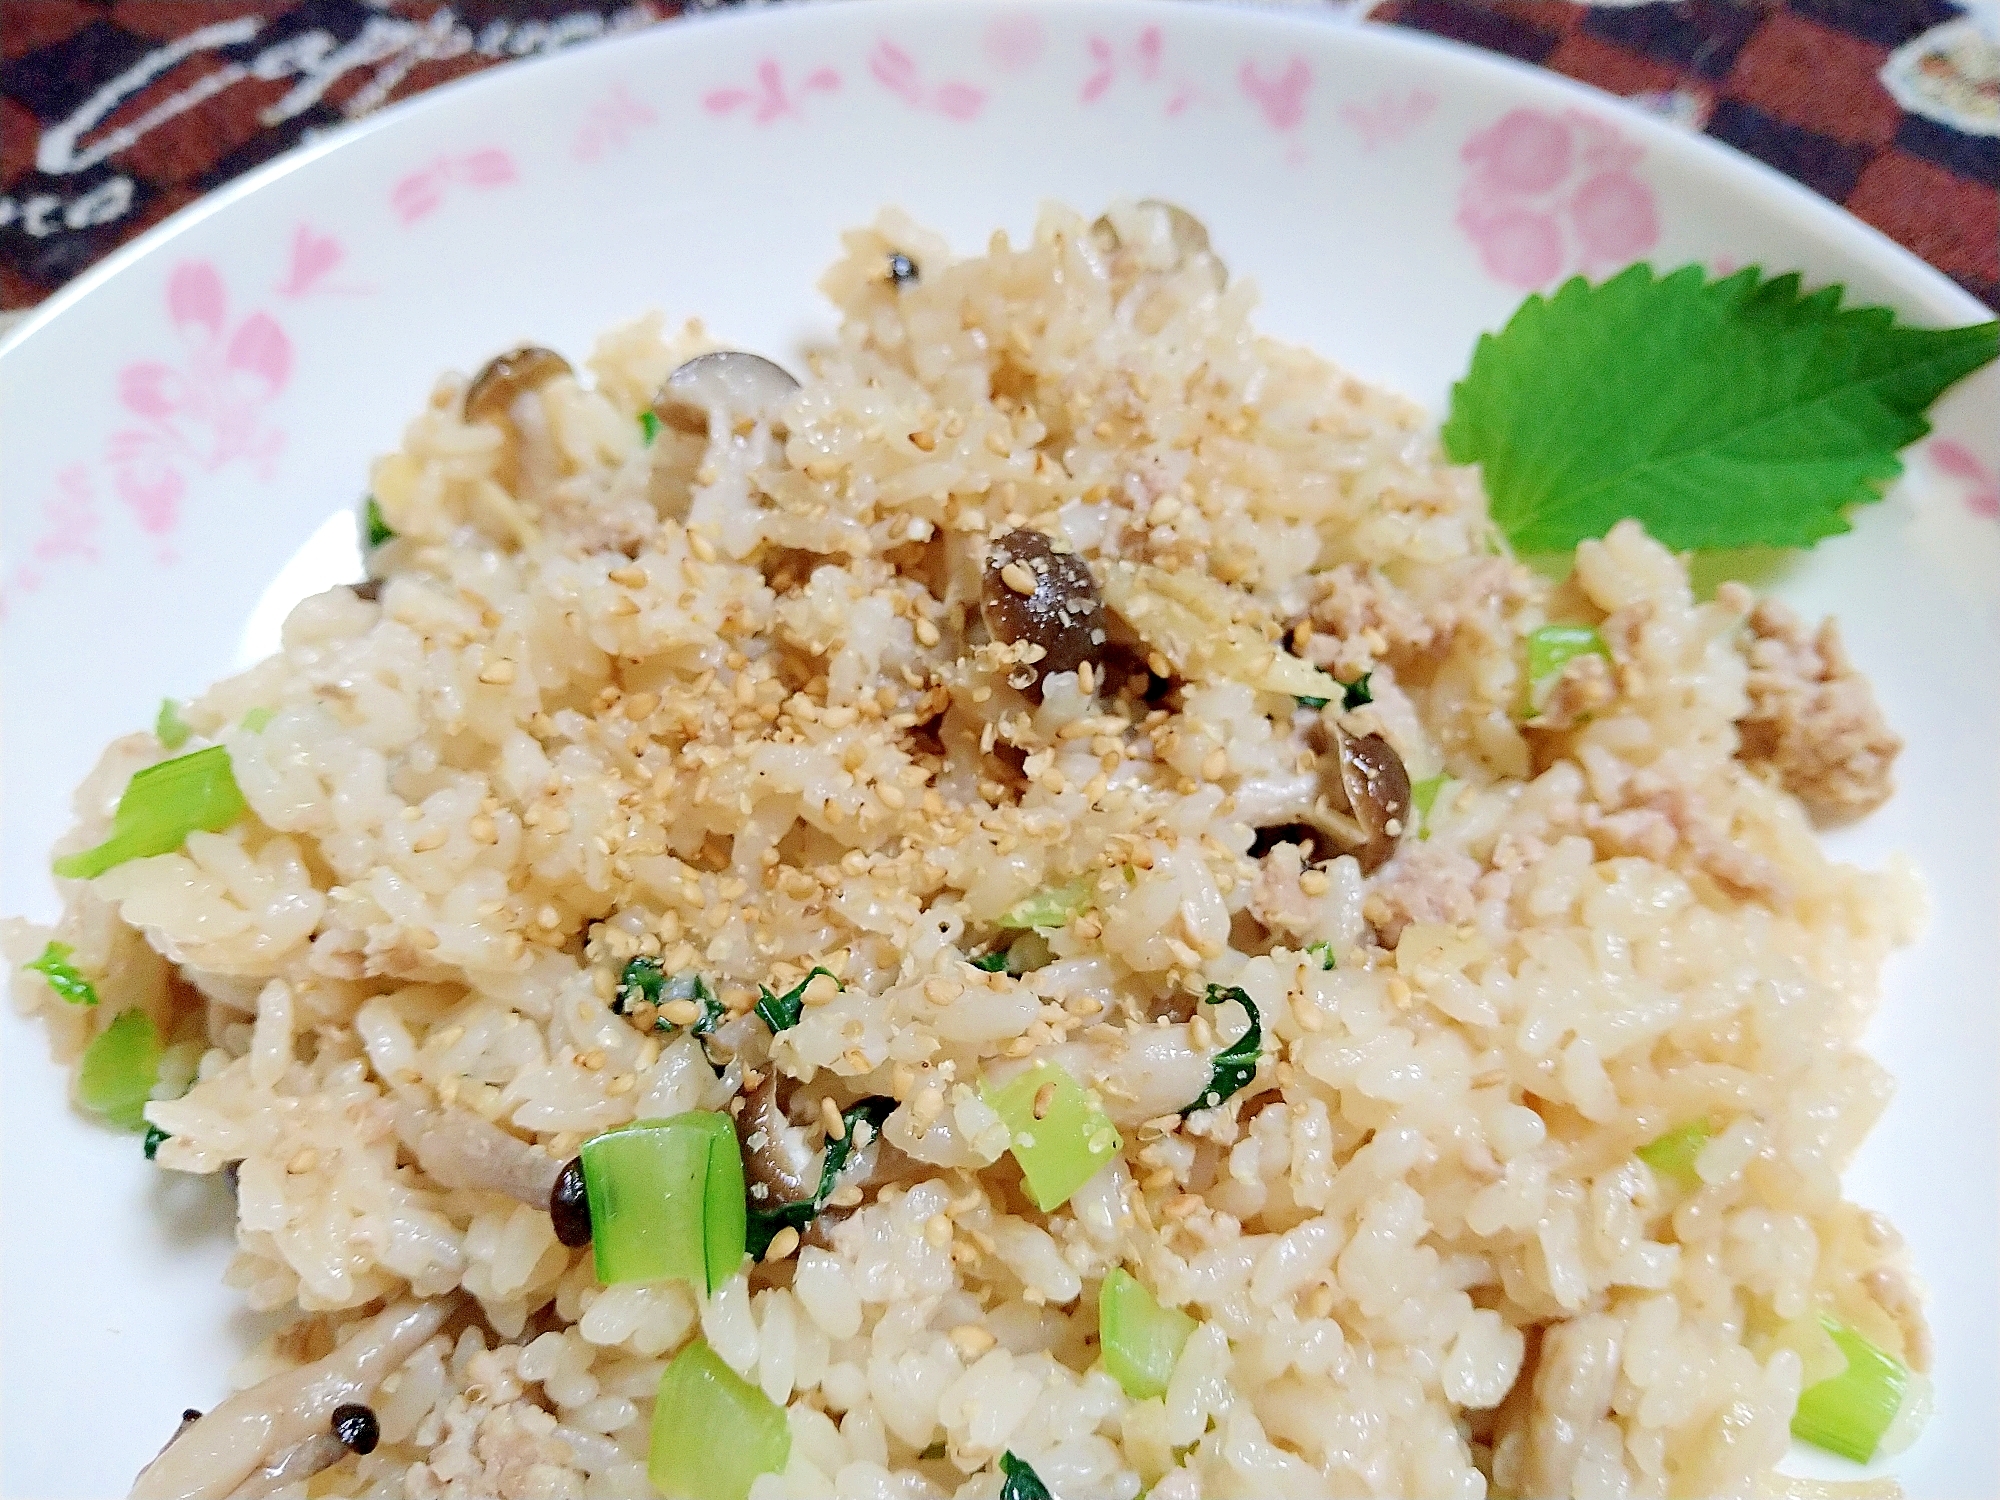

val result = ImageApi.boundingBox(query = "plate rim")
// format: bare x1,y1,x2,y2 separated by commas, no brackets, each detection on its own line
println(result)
0,0,1992,372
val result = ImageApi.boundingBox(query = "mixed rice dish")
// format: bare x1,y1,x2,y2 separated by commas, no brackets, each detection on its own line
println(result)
10,202,1934,1500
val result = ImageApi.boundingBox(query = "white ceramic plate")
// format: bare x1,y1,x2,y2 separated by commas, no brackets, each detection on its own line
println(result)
3,2,1994,1494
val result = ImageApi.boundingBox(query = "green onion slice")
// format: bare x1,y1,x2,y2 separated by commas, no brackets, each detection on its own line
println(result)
1636,1118,1713,1186
1792,1316,1913,1464
1340,672,1373,710
1099,1267,1197,1400
53,746,249,880
639,410,662,447
983,1060,1121,1212
1523,623,1611,717
79,1010,162,1131
648,1339,790,1500
1184,984,1263,1115
143,1124,170,1160
580,1112,746,1292
744,1097,894,1259
363,496,395,548
155,699,193,750
999,1452,1053,1500
755,966,841,1034
25,942,98,1006
998,878,1093,931
1410,774,1449,838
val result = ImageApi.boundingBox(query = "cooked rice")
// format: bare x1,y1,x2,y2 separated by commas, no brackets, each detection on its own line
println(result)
10,202,1928,1500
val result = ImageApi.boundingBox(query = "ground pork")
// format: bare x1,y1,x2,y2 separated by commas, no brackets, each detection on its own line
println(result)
1730,591,1900,822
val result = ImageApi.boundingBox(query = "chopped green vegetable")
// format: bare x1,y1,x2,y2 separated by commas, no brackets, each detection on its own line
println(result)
25,942,98,1006
1305,941,1336,971
78,1010,161,1131
745,1097,894,1258
648,1339,790,1500
52,746,249,880
1636,1118,1713,1186
1443,263,1999,554
612,955,664,1014
1522,624,1611,717
363,496,395,548
155,699,193,750
1340,672,1373,710
143,1124,170,1160
971,950,1011,972
984,1060,1122,1212
1183,985,1263,1115
1410,774,1449,838
614,959,723,1033
999,1452,1053,1500
639,410,662,446
1294,695,1330,711
1792,1316,1912,1464
755,965,840,1034
1099,1267,1197,1400
240,707,274,733
998,877,1093,931
580,1112,745,1292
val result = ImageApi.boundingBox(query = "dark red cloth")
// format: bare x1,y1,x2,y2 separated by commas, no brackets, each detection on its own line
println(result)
3,0,1995,314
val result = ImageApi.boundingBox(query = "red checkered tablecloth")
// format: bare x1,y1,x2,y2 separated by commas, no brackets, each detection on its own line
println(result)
2,0,1995,328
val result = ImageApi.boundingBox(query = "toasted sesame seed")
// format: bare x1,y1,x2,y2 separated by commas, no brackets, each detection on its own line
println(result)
477,659,516,685
1032,1081,1057,1121
1000,561,1037,596
764,1226,802,1262
820,1096,846,1139
924,1213,954,1247
948,1324,996,1359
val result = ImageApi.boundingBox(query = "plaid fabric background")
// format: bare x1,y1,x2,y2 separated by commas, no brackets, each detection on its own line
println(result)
3,0,1996,321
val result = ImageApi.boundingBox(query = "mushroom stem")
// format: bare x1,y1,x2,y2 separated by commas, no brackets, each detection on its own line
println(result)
130,1299,450,1500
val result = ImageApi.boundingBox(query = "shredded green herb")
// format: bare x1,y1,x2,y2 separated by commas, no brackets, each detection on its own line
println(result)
639,410,662,446
143,1124,170,1160
971,949,1011,972
755,966,841,1034
1340,672,1373,710
999,1452,1054,1500
745,1097,894,1258
363,496,395,548
53,746,249,881
155,699,193,750
1444,263,1998,554
25,942,98,1006
1294,695,1330,711
1184,984,1263,1115
1305,941,1336,971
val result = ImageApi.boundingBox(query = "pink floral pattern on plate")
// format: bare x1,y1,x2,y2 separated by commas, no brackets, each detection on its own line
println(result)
4,260,293,606
703,61,841,124
870,39,985,120
1931,438,2000,520
390,150,518,226
572,82,659,161
1082,26,1203,115
1458,107,1661,289
273,224,367,298
1339,87,1439,149
983,14,1047,73
1240,55,1311,162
